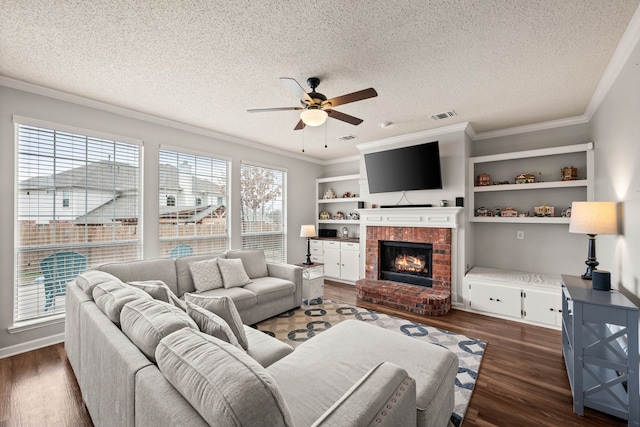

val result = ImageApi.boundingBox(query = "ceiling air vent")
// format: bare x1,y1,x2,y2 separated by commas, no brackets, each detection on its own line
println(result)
430,110,457,121
337,134,357,141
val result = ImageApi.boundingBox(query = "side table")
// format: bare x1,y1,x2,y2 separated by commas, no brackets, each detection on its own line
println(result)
295,263,324,306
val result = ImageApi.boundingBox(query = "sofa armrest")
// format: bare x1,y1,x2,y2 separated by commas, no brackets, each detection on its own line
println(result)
267,262,303,301
311,362,417,427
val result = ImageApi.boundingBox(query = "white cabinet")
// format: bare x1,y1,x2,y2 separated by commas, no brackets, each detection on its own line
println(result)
523,288,562,326
469,143,594,224
316,174,361,238
339,242,360,282
468,281,521,318
311,239,360,283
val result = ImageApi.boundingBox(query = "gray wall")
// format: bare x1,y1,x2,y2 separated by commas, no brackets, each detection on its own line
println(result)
589,34,640,307
0,84,322,355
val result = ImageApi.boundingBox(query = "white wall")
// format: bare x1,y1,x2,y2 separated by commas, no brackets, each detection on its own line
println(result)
0,84,322,355
589,34,640,308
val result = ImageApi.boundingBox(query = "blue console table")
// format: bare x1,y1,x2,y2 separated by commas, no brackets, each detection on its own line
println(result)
561,274,639,426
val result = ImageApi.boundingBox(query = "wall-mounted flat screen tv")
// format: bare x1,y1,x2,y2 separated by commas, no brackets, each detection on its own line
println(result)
364,141,443,194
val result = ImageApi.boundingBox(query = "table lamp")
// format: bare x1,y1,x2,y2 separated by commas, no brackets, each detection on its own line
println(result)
300,225,316,265
569,201,617,280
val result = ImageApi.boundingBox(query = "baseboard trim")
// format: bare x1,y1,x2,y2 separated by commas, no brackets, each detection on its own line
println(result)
0,333,65,359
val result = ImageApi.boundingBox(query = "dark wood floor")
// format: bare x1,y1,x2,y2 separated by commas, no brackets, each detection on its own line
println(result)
0,281,626,426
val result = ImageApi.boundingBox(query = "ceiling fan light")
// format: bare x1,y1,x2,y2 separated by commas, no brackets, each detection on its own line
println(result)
300,109,328,126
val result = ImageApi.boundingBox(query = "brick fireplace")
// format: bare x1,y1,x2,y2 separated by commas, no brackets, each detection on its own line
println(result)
356,207,461,316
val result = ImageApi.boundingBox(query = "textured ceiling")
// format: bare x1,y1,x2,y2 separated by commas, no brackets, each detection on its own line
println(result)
1,1,639,161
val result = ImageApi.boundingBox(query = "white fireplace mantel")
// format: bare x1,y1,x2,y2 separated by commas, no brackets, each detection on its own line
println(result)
357,207,462,228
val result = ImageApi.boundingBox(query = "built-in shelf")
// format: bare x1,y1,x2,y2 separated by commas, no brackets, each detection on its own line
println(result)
319,220,360,225
468,142,594,225
317,197,362,203
316,174,361,237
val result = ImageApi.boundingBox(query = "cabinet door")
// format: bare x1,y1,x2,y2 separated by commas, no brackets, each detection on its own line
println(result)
340,249,360,281
469,281,521,318
323,248,341,279
523,288,561,326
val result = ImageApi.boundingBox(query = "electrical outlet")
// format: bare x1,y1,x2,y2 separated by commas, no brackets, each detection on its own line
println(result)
517,230,524,240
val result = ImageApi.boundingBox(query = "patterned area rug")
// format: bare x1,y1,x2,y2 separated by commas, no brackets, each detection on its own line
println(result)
256,300,486,427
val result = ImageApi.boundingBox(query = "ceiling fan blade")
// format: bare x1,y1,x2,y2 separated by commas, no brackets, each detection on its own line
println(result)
327,109,363,126
280,77,313,103
294,119,306,130
323,88,377,108
247,107,303,113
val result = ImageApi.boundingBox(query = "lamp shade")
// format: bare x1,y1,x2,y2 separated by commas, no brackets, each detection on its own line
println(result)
300,224,316,238
300,109,328,126
569,201,617,235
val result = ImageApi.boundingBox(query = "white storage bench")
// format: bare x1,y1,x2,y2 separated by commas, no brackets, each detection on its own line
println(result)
464,266,563,328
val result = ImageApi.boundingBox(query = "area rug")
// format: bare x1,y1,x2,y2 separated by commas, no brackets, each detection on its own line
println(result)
256,300,486,427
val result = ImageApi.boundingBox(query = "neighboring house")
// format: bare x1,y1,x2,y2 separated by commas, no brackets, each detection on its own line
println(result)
19,160,225,225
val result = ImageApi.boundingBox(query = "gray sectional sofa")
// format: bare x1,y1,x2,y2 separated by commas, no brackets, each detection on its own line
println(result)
65,249,459,427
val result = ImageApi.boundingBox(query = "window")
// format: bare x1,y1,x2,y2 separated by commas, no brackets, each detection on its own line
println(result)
159,149,230,257
15,119,142,322
240,162,286,263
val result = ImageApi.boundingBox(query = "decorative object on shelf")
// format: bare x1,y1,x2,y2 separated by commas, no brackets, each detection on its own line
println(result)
537,172,542,182
347,212,359,220
534,205,555,217
323,188,336,199
500,207,518,217
515,173,536,184
477,173,491,186
561,166,577,181
300,224,316,265
334,211,344,220
440,200,448,207
569,201,618,280
518,211,530,217
319,211,331,220
492,180,510,185
341,227,349,238
494,206,501,216
475,206,492,216
341,191,351,198
351,193,358,198
561,207,572,217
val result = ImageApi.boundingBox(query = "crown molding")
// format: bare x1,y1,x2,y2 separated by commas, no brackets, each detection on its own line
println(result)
584,4,640,119
356,122,473,153
473,115,589,141
0,76,325,165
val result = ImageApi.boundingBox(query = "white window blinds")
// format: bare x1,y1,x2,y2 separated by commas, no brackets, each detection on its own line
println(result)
159,149,230,257
240,162,286,263
15,122,141,322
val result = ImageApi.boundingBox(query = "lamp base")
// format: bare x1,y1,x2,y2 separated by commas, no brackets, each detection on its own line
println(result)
581,234,599,281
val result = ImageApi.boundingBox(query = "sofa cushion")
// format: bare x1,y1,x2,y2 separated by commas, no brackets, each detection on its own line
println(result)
196,287,257,311
218,258,252,289
98,258,179,295
189,258,224,292
244,277,296,304
120,298,198,362
184,293,249,350
186,301,242,350
93,280,151,325
243,326,294,368
76,270,122,298
225,249,268,279
156,328,294,427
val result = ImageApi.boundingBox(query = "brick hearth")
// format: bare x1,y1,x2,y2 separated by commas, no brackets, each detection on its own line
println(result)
357,225,452,315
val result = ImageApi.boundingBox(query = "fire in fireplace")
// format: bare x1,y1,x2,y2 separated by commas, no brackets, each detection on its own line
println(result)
378,240,433,287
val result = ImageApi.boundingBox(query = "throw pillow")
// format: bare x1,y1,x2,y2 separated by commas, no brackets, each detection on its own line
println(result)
225,249,269,279
186,302,242,350
120,298,198,362
217,258,252,289
156,328,294,427
188,258,224,292
127,280,173,304
92,280,151,325
184,293,249,350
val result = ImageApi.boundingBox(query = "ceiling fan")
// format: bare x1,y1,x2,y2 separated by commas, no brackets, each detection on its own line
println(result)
247,77,378,130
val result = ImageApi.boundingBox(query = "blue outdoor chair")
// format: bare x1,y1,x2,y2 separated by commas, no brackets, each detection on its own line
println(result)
40,251,87,311
169,244,193,259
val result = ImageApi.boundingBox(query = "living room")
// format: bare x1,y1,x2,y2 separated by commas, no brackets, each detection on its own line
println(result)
1,1,640,426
